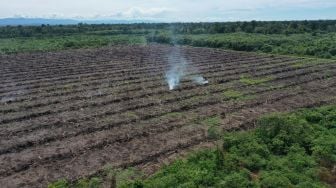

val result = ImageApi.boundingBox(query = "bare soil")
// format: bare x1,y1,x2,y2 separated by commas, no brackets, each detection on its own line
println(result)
0,44,335,187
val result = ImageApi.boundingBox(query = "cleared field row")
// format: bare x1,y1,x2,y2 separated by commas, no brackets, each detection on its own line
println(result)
1,60,330,134
0,50,282,94
1,77,335,187
0,57,302,115
1,63,335,157
0,46,158,71
2,71,335,163
0,45,335,187
2,73,336,171
0,46,253,72
0,46,264,84
0,53,270,93
0,55,277,96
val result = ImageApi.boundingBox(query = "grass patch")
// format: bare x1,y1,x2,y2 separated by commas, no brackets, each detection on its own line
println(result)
291,58,334,68
0,34,146,54
325,70,334,80
201,116,222,140
104,167,144,188
48,177,102,188
240,75,272,85
223,89,257,101
62,84,75,90
223,90,244,99
164,112,183,119
201,116,221,127
124,111,139,119
48,167,144,188
115,168,143,187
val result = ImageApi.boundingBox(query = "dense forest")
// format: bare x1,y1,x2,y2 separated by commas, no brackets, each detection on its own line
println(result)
1,20,336,59
1,20,336,38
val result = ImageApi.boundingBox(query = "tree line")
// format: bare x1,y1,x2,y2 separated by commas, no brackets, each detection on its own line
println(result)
1,20,336,38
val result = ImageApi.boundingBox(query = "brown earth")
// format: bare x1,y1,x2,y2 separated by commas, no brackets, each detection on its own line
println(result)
0,44,335,187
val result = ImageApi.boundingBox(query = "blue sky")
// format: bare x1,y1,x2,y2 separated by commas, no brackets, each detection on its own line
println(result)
1,0,336,21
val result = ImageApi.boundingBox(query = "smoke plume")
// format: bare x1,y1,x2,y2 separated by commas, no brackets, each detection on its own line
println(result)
165,26,208,90
165,46,184,90
191,76,209,85
165,46,208,90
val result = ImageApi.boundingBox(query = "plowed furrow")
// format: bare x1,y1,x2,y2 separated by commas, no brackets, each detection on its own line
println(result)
0,58,298,114
1,82,335,187
0,48,266,86
0,55,276,96
1,68,335,157
1,61,329,133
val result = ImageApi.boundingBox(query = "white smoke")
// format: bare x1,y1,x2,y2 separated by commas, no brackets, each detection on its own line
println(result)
165,48,186,90
166,61,186,90
165,47,208,90
1,96,15,103
191,76,209,85
165,25,208,90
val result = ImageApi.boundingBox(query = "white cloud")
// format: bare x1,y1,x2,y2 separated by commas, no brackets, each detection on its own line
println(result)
112,7,174,19
0,0,336,21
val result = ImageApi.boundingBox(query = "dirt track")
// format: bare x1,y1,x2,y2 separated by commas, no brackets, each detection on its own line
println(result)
0,44,335,187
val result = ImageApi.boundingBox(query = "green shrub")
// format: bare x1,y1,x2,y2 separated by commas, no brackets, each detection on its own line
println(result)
220,171,254,188
256,114,314,155
207,126,221,140
312,134,336,167
63,41,77,48
261,44,273,53
48,179,69,188
260,171,292,188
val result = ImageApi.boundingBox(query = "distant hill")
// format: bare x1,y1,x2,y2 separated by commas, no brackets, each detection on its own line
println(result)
0,18,154,26
0,18,78,26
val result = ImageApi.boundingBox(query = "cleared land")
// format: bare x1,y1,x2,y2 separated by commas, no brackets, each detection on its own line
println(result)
0,44,335,187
